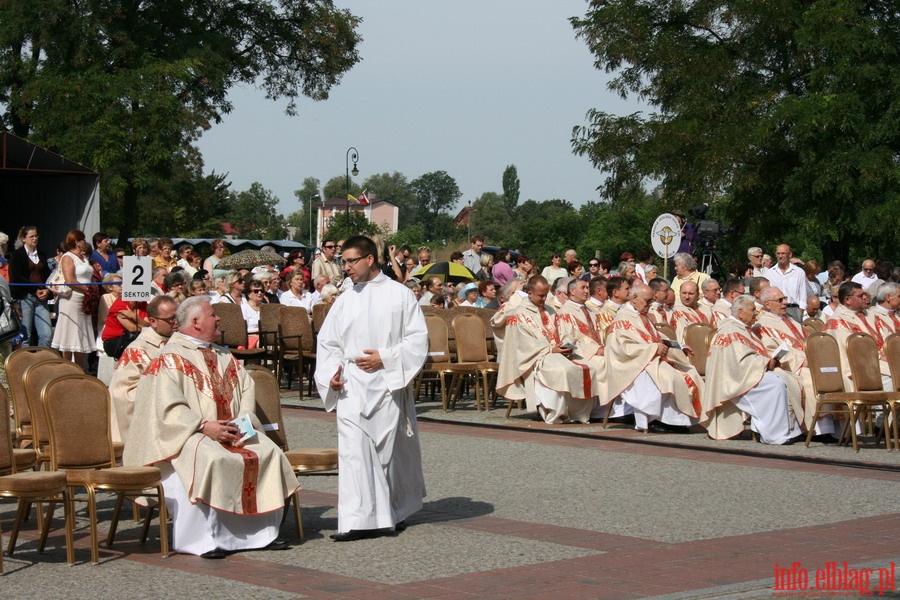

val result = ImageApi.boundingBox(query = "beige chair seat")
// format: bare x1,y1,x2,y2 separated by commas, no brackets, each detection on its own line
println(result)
67,466,163,487
0,470,67,493
285,448,338,472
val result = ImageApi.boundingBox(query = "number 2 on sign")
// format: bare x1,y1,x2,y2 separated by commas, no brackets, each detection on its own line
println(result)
122,256,152,301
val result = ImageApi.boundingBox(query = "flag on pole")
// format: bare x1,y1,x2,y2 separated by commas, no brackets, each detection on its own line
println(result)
347,189,370,205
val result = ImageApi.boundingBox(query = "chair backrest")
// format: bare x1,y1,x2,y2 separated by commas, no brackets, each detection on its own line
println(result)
453,312,489,363
279,306,308,353
655,322,677,341
245,365,288,451
43,374,116,470
6,347,61,434
683,323,714,376
805,332,846,395
0,385,14,473
23,360,83,449
424,316,451,365
259,303,282,338
212,302,249,347
312,302,331,334
297,307,316,353
846,332,885,392
472,307,497,356
803,318,824,333
886,333,900,385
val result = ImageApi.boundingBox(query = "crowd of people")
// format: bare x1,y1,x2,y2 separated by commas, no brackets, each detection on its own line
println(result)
2,223,897,557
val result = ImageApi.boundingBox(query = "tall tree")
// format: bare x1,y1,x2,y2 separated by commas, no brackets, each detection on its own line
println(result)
409,171,461,241
501,164,520,215
0,1,361,240
227,182,286,240
291,177,322,245
570,0,900,265
469,192,516,247
323,174,361,203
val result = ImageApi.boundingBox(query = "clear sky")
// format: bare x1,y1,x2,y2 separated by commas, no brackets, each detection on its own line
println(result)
195,0,637,218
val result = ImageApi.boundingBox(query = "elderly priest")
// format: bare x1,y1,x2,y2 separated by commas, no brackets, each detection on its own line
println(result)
702,294,803,445
605,283,702,433
497,276,598,423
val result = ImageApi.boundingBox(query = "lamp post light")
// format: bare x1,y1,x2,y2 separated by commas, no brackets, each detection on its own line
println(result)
345,147,359,219
307,193,320,248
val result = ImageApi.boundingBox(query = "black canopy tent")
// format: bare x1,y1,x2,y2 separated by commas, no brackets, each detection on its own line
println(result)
0,132,100,253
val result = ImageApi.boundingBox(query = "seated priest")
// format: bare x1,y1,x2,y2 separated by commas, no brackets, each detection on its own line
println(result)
670,280,713,344
702,294,803,445
496,276,598,423
124,296,298,559
605,283,703,433
554,278,610,417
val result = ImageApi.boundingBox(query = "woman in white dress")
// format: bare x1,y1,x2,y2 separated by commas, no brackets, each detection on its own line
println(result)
51,229,95,365
241,280,265,348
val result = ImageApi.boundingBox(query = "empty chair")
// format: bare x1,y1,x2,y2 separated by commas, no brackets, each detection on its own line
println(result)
212,302,267,364
0,402,73,571
5,346,61,448
802,318,825,333
246,365,337,541
278,306,309,395
0,386,36,475
846,333,900,449
42,373,169,563
22,359,83,469
804,332,891,451
452,312,499,411
655,321,677,341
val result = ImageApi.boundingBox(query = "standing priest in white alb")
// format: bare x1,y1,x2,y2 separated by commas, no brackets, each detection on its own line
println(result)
315,235,428,542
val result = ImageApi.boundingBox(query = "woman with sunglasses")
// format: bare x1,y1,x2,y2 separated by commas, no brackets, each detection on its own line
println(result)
214,272,245,305
242,280,266,348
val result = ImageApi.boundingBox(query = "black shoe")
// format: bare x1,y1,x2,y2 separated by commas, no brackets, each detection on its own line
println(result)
200,549,226,559
394,521,407,532
647,421,690,434
266,538,291,551
330,530,373,542
809,434,839,445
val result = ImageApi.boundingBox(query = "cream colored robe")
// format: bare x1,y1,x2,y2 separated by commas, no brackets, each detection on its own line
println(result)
109,327,169,444
595,301,622,344
490,291,525,355
712,299,732,326
670,305,712,344
124,333,298,515
825,305,892,391
555,301,609,406
754,310,814,428
871,305,900,339
605,304,703,417
496,299,598,419
702,317,803,440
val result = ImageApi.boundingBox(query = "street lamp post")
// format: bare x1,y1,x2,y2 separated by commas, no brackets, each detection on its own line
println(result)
307,193,320,247
345,147,359,219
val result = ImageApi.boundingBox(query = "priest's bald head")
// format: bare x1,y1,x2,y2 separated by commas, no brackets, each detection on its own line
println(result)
679,281,700,308
628,282,654,314
177,295,220,343
525,276,550,308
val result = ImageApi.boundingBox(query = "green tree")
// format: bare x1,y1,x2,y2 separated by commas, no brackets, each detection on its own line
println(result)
290,177,322,245
469,192,516,247
324,210,383,244
570,0,900,265
227,182,286,240
409,171,461,241
514,199,584,265
323,175,361,203
501,164,520,215
0,1,361,240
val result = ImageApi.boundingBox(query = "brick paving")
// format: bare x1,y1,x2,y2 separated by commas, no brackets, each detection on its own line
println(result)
3,403,899,599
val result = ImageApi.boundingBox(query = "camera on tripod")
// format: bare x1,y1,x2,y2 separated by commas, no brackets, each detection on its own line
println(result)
689,203,736,244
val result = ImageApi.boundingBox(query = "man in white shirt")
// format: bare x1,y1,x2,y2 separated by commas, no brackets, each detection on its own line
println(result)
764,245,807,321
851,259,878,291
462,236,484,275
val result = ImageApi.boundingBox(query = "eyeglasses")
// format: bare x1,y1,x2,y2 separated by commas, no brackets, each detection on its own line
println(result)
336,244,343,249
323,245,335,249
589,262,599,267
768,296,787,303
343,255,370,266
116,254,125,259
155,315,177,324
249,289,264,294
236,278,245,284
751,254,763,258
